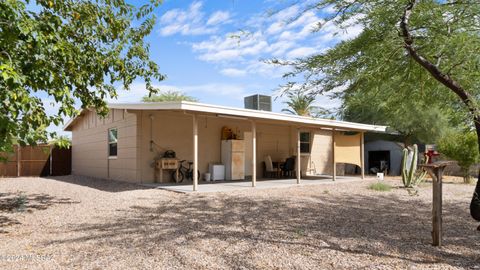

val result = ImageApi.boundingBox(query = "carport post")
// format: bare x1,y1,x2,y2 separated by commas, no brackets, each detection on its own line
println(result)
332,129,336,181
360,132,365,179
296,128,301,184
193,114,198,191
251,121,257,187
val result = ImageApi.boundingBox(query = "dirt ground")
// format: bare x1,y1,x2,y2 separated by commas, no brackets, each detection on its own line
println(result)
0,175,479,269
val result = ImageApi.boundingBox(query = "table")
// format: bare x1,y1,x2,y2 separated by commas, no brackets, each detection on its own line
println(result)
154,158,180,183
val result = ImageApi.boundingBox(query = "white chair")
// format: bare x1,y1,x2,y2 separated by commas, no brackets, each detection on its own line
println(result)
264,155,279,178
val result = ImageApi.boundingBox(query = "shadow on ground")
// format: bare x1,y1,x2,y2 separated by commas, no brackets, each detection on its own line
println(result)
45,175,151,192
0,192,78,233
43,190,480,268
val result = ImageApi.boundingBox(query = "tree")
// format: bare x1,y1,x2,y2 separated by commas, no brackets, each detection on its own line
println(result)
50,135,71,149
271,1,480,221
281,90,316,116
341,86,455,145
437,130,479,184
1,0,164,153
281,89,331,117
142,90,198,102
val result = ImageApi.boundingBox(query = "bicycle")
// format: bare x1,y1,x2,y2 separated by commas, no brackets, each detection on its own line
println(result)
172,160,200,183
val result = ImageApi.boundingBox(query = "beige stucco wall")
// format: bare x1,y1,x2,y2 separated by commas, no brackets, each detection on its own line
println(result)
137,111,253,182
334,131,362,167
288,128,334,176
309,129,334,175
71,109,357,183
71,109,138,182
136,110,338,182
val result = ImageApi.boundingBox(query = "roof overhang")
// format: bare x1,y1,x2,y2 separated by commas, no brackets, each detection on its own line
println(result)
63,101,387,132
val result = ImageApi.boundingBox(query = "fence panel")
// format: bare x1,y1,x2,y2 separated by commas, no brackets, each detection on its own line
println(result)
19,145,50,176
0,146,18,177
0,145,71,177
51,147,72,176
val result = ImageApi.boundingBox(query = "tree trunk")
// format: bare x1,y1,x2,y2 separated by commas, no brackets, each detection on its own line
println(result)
400,0,480,222
470,121,480,221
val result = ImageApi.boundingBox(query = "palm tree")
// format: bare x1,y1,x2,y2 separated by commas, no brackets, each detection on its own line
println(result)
282,90,318,117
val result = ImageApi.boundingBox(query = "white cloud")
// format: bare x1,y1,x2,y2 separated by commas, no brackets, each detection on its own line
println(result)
207,11,231,26
193,31,269,62
189,2,328,67
286,47,317,58
158,2,231,36
269,40,296,56
220,68,247,77
176,2,363,88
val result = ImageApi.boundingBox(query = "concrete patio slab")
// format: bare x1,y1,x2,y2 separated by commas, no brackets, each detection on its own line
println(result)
142,175,376,193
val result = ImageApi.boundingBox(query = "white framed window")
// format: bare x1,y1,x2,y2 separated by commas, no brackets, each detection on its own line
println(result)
300,132,311,153
108,128,118,158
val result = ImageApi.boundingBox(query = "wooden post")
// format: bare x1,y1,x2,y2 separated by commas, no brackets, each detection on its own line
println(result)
296,128,301,184
252,121,257,187
360,132,365,180
332,129,336,181
422,161,451,247
193,114,198,191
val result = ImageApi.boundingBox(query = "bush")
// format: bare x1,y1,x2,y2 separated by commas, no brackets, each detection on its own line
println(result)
437,130,479,183
368,182,392,192
13,193,27,212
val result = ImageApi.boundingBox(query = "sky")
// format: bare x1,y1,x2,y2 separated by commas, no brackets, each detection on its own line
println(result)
46,0,363,136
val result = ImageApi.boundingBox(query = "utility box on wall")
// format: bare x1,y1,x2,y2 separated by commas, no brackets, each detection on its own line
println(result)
244,94,272,111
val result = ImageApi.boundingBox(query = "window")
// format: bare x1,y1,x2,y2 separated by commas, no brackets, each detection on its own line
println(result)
108,128,118,157
300,132,310,153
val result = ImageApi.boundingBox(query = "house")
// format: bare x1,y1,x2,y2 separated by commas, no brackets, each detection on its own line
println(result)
64,101,387,190
363,133,426,176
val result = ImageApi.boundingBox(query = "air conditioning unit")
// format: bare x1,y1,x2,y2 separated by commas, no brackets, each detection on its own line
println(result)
244,94,272,111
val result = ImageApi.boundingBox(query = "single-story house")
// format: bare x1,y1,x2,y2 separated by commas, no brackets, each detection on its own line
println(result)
64,101,387,190
363,133,426,176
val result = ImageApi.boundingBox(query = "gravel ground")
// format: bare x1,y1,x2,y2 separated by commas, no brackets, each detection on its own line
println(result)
0,175,479,269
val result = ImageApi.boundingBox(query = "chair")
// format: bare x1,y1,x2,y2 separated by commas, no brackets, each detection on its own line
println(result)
280,157,295,177
264,155,280,178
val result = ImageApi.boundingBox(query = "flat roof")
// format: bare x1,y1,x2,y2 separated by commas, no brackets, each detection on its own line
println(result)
63,101,387,132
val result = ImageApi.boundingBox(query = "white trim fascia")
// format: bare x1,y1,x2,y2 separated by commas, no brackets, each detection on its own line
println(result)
65,101,388,132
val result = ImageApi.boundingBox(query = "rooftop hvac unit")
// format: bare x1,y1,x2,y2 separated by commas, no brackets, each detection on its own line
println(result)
244,94,272,111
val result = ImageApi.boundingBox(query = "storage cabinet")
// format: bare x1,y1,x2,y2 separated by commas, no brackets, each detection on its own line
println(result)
221,140,245,180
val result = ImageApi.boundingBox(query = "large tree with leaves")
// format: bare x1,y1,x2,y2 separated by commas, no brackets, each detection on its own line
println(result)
341,83,461,145
0,0,164,153
273,1,480,223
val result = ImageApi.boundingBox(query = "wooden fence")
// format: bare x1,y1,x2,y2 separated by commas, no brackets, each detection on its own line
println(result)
0,145,71,177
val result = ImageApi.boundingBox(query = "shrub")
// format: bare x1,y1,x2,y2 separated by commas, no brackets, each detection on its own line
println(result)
14,194,27,212
437,130,479,183
368,182,392,192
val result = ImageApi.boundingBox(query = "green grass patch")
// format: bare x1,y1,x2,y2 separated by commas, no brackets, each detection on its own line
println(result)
368,182,392,192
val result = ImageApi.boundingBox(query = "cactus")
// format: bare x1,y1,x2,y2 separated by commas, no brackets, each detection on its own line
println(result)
402,144,428,188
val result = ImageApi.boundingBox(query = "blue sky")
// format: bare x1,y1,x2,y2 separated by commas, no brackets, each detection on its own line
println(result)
47,0,363,136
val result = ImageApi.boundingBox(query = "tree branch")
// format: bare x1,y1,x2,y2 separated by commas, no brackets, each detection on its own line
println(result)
399,0,480,125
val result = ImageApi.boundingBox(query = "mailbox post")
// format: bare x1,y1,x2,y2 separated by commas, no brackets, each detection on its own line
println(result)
421,161,451,247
